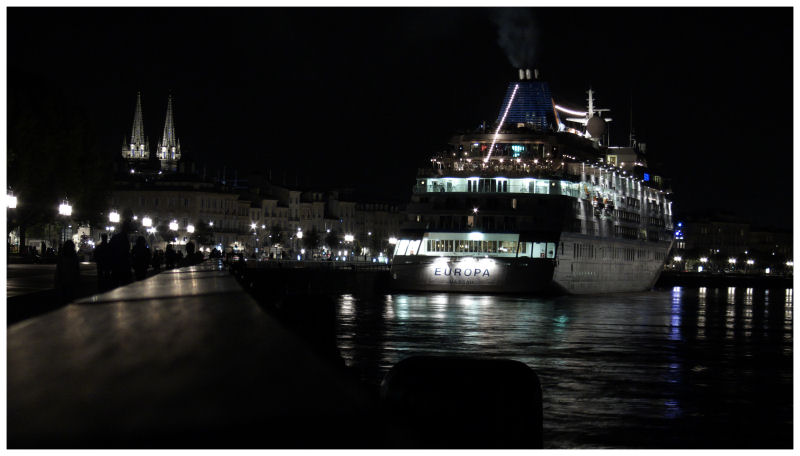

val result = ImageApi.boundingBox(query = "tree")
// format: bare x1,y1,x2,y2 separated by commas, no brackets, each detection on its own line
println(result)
269,224,283,246
194,219,214,246
368,230,388,255
156,224,176,244
302,226,321,251
324,229,340,250
8,74,113,248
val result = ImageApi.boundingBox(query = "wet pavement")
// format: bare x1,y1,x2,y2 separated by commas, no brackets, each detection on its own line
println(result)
7,262,97,298
8,261,375,448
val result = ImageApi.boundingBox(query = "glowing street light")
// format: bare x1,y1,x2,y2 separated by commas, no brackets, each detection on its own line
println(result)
344,234,354,243
728,258,737,264
109,211,120,223
388,237,398,245
169,220,179,231
699,257,708,263
746,259,755,265
673,256,682,262
142,217,152,227
296,231,304,239
187,224,195,234
58,201,72,216
787,261,794,267
250,222,257,230
7,194,17,209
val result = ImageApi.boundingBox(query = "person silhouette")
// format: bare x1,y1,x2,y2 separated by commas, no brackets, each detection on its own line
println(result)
109,222,132,287
165,244,177,269
54,240,80,303
94,233,112,291
131,236,151,280
151,249,162,272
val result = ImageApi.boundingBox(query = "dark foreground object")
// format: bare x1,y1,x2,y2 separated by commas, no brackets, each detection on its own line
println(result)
381,356,543,448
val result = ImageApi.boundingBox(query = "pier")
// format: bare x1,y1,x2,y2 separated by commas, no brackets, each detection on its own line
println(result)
7,261,379,448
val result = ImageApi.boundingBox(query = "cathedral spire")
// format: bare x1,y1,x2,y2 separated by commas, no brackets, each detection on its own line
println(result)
160,95,177,150
130,91,145,148
157,93,181,169
122,91,149,159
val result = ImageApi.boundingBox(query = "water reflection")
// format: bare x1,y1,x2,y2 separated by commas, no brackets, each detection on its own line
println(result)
697,287,706,340
726,287,736,338
335,287,793,448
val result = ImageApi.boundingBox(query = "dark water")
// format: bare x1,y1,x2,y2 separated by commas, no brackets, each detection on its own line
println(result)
334,286,793,449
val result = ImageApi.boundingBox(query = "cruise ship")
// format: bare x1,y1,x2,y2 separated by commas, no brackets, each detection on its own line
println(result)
390,69,674,294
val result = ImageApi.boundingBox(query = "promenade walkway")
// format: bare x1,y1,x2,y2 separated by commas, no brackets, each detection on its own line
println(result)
8,261,377,448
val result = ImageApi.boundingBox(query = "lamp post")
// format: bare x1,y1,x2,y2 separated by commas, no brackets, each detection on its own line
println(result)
296,228,304,260
344,233,354,261
250,222,258,256
169,220,179,246
58,200,72,248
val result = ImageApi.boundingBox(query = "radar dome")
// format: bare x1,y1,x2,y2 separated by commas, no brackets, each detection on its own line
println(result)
586,116,606,138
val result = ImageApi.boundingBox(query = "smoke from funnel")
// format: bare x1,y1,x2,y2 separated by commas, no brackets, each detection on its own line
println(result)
491,8,539,69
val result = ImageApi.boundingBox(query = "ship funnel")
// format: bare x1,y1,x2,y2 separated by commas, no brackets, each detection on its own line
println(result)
519,69,525,80
525,69,532,80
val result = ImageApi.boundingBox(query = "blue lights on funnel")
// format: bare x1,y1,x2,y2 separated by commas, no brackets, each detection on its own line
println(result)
496,80,556,130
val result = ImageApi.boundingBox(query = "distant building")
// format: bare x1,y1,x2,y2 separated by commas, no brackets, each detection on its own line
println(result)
669,213,792,273
109,93,405,257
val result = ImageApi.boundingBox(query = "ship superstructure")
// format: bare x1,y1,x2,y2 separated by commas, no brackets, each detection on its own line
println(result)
390,69,673,294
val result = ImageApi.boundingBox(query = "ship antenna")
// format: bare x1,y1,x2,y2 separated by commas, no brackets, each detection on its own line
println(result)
629,91,636,148
485,83,520,162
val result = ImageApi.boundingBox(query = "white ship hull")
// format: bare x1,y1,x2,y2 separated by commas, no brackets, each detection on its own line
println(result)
552,233,672,294
390,234,671,295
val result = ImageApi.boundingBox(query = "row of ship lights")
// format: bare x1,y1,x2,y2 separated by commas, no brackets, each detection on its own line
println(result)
429,155,664,194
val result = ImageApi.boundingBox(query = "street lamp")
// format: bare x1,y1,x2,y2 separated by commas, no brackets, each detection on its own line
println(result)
169,220,179,231
109,210,120,223
187,224,195,234
142,217,152,227
389,237,398,245
344,234,354,242
7,193,17,209
58,200,72,247
58,201,72,216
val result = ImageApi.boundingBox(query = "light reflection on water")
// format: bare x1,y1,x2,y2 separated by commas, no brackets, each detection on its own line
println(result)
335,286,793,448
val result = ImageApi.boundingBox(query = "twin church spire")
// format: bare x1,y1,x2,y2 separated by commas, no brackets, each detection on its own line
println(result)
121,92,182,171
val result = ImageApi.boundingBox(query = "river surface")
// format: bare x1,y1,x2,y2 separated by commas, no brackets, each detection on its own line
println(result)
334,286,793,449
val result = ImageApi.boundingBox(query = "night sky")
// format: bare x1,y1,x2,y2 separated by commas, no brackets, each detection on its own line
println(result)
8,7,793,229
